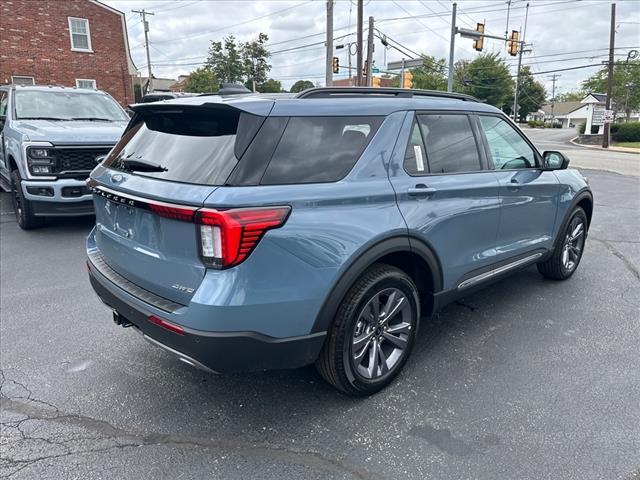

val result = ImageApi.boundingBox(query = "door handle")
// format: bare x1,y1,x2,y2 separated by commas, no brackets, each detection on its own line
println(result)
407,184,437,196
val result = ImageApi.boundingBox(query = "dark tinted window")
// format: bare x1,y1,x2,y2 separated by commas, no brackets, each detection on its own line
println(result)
417,114,482,173
260,116,383,184
105,109,262,185
404,120,428,175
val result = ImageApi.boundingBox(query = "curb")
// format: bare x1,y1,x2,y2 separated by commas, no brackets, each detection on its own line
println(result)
569,137,639,155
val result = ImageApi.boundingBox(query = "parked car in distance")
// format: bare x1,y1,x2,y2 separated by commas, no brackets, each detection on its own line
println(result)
0,85,130,229
86,87,593,396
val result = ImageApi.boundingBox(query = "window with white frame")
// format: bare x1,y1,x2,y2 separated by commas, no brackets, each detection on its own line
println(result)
11,76,35,85
68,17,92,51
76,79,96,89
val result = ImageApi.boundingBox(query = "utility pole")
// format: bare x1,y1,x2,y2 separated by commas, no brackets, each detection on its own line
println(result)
355,0,363,86
366,16,374,87
603,2,616,148
512,2,529,122
132,9,154,93
325,1,334,87
447,2,457,92
505,0,512,47
549,74,560,124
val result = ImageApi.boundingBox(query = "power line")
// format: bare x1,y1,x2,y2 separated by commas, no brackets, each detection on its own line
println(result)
152,1,312,44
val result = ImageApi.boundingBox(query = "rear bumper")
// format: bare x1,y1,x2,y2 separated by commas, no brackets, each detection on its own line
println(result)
88,261,326,374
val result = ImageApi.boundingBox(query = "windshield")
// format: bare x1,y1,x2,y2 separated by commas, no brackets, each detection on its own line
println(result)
14,90,129,121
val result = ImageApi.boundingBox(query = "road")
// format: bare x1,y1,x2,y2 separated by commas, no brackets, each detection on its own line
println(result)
1,143,639,479
524,127,639,176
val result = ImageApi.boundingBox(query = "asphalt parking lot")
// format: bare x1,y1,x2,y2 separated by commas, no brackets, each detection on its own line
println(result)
1,139,639,479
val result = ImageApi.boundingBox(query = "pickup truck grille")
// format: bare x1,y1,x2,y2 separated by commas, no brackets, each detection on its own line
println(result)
53,146,113,177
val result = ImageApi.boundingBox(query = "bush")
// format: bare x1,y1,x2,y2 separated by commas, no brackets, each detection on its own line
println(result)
527,120,545,128
578,122,586,134
552,122,562,128
612,122,640,142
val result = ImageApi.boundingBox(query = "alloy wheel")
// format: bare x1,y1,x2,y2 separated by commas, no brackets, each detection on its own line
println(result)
350,288,413,380
562,217,585,271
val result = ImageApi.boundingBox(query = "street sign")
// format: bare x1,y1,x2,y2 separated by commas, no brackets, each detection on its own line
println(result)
372,67,380,73
592,105,605,126
604,109,614,123
387,59,423,70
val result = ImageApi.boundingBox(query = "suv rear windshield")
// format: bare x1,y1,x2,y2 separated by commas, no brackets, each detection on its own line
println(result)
104,108,263,185
104,111,383,186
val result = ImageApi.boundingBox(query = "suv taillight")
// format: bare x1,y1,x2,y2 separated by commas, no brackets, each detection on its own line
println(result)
195,207,291,269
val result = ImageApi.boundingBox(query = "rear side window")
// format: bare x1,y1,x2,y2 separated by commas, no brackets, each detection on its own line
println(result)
417,114,482,173
260,116,383,184
104,108,263,185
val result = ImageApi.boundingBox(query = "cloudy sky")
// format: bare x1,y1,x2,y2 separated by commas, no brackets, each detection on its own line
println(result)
103,0,640,95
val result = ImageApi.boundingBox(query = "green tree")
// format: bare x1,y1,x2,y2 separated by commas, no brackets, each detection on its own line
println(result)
454,53,514,110
243,32,271,91
206,35,244,83
389,56,447,90
554,91,583,102
184,67,218,93
257,78,284,93
582,60,640,121
516,66,546,122
290,80,315,93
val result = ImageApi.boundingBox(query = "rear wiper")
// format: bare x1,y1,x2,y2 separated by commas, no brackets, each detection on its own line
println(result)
122,158,167,172
18,116,69,121
70,117,112,122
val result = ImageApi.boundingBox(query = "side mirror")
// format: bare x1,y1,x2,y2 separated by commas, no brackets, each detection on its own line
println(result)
542,151,569,170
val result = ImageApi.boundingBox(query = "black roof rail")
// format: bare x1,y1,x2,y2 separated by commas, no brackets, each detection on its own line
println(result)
295,87,480,102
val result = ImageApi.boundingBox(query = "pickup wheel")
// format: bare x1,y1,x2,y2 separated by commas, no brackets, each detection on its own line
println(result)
537,206,587,280
316,263,419,396
11,170,43,230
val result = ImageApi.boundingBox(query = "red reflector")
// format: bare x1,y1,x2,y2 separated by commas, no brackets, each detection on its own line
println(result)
195,206,290,268
148,203,196,222
148,315,185,336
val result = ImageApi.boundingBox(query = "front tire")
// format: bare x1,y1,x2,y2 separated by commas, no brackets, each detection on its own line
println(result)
11,170,43,230
537,207,587,280
316,264,419,396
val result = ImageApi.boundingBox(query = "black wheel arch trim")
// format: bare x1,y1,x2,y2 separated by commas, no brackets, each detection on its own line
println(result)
310,235,442,334
553,189,593,250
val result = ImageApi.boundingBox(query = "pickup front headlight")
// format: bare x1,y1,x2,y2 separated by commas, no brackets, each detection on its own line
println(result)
26,146,56,175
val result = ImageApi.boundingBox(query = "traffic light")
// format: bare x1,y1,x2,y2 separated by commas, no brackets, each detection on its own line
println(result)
402,70,413,89
363,60,368,78
508,30,519,56
372,76,381,88
332,57,339,74
473,22,485,51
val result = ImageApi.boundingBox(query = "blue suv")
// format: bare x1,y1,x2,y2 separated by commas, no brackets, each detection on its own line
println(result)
87,87,593,395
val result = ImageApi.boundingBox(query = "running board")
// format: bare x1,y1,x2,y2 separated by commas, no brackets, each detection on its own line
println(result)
457,253,544,290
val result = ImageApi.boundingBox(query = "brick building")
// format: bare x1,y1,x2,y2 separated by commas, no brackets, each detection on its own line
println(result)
0,0,137,106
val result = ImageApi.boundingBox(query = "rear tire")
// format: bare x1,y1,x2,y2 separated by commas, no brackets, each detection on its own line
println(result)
316,263,419,396
537,207,587,280
11,170,43,230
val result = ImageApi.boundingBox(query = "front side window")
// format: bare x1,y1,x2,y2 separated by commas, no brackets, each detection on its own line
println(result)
0,91,8,119
14,90,128,121
76,79,96,89
260,116,383,184
68,17,92,51
417,114,482,173
479,115,537,170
